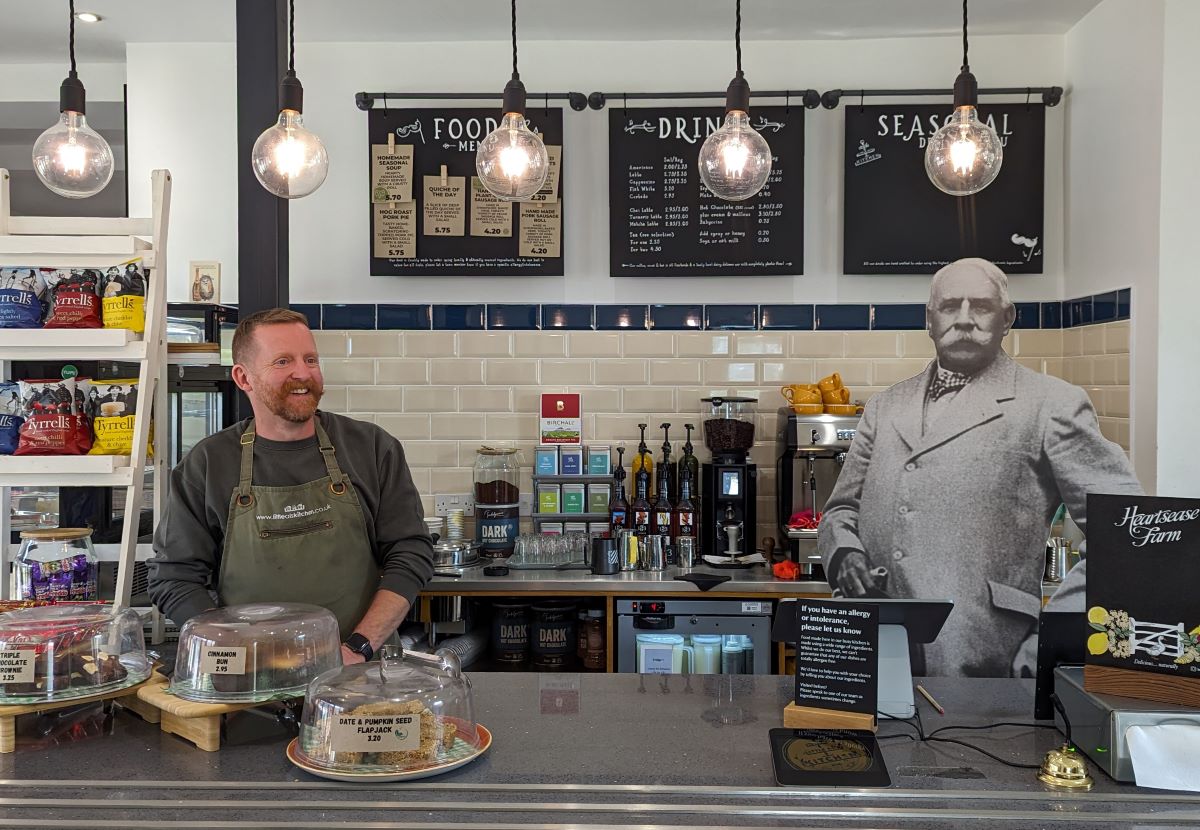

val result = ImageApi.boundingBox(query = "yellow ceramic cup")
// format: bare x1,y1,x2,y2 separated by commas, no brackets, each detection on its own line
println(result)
822,387,851,405
781,385,822,405
817,372,843,393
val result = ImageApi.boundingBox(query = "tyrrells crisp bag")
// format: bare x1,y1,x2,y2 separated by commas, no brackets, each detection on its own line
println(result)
43,268,103,329
0,268,47,328
89,379,146,456
101,260,147,333
15,378,84,455
0,383,22,455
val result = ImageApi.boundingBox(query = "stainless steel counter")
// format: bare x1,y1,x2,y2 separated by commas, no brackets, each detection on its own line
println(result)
0,675,1195,828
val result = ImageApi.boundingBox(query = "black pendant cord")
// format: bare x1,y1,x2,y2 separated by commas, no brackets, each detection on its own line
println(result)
68,0,77,74
735,0,742,75
279,0,303,112
289,0,296,73
961,0,969,72
511,0,519,80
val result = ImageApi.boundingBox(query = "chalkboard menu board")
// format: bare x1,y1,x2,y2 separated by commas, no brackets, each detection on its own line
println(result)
368,107,564,276
844,104,1045,275
1086,494,1200,682
608,106,804,277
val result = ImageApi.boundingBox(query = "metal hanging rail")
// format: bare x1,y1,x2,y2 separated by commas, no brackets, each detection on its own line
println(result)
820,86,1064,108
356,91,590,111
586,90,822,110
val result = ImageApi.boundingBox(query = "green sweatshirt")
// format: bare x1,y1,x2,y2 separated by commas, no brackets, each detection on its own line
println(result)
147,411,434,625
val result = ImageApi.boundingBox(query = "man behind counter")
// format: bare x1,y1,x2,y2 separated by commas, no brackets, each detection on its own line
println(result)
818,258,1142,677
147,308,434,664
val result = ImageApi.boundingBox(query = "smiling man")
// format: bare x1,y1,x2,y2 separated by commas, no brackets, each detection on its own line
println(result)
148,308,434,665
818,258,1141,677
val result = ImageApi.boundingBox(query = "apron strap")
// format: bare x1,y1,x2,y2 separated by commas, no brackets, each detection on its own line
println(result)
315,416,349,490
236,419,256,501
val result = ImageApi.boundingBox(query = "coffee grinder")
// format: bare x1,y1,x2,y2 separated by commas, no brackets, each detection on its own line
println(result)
699,397,758,566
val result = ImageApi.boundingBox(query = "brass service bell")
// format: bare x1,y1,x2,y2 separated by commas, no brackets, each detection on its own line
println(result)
1037,744,1094,792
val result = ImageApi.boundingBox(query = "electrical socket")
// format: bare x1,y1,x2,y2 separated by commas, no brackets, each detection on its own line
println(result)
434,494,474,517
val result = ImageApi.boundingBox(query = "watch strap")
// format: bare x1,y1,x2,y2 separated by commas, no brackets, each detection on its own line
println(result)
344,633,373,661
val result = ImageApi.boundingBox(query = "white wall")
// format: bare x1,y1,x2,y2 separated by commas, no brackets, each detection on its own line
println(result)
120,34,1066,304
1154,0,1200,496
1065,0,1163,492
0,62,125,102
125,44,238,303
292,35,1065,305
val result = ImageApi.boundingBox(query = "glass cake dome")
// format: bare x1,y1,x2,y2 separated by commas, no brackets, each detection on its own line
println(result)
0,604,149,704
296,646,479,774
171,603,341,703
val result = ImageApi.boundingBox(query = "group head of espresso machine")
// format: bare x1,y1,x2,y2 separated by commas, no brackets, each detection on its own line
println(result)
775,408,862,579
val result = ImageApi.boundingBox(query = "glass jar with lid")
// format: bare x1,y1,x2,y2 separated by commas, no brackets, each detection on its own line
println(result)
473,445,522,558
170,603,342,703
295,646,484,775
699,396,757,459
13,528,99,602
0,604,149,703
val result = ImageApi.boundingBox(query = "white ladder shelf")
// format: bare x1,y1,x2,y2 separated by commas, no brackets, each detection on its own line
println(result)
0,168,171,611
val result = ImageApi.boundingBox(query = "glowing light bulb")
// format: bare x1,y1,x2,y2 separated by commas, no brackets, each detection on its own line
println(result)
252,109,328,199
698,111,772,201
32,110,114,199
476,112,548,201
924,105,1003,196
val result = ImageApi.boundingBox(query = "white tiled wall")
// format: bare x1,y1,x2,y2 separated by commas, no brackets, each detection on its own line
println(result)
317,323,1131,543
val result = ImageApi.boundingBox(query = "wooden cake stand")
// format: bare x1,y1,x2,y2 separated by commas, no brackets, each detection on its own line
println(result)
133,676,278,751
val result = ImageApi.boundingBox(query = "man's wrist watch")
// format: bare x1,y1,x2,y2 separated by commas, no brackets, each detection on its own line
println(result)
343,633,373,661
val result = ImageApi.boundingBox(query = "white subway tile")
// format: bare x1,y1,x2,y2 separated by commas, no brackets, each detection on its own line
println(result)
484,414,539,440
404,331,457,358
734,333,785,355
402,386,458,413
320,386,348,413
622,332,676,357
593,414,654,441
348,386,406,412
1014,329,1064,358
1065,357,1094,386
1115,355,1130,385
844,332,902,358
430,467,474,493
1098,417,1121,445
430,359,484,386
595,359,649,385
313,331,349,358
1106,387,1130,418
871,359,927,387
567,332,621,357
458,331,514,357
375,359,430,385
648,359,701,385
622,387,675,413
1083,386,1105,415
1015,358,1043,373
460,386,512,412
485,359,540,385
1043,358,1066,379
513,386,564,415
814,360,871,387
346,331,401,357
763,360,814,384
898,331,935,359
1081,325,1105,356
541,359,592,385
576,387,622,413
320,359,374,385
409,470,432,497
430,413,484,439
676,333,731,357
376,412,434,441
789,332,844,358
1091,355,1118,386
1062,329,1083,357
403,441,460,468
702,361,756,384
513,331,567,357
1104,321,1130,354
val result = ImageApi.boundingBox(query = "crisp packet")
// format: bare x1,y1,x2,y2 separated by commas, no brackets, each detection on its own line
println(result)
101,261,147,333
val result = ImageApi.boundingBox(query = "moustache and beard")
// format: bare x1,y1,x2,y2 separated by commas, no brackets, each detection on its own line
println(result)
263,378,324,423
935,328,1001,374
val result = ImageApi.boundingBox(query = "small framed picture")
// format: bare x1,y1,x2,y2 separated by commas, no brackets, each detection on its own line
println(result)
189,261,220,303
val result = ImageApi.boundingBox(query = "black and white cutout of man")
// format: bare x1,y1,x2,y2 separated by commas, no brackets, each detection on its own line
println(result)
818,258,1142,677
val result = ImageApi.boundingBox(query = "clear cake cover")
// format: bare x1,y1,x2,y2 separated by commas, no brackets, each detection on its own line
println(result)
297,646,478,773
171,603,341,703
0,603,149,704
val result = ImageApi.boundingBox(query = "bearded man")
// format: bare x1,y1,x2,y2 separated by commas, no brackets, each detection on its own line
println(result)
148,308,433,666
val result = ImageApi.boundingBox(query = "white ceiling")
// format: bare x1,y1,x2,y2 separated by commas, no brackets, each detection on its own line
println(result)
0,0,1102,63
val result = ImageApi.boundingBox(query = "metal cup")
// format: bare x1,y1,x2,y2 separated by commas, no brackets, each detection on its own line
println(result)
644,535,667,571
591,537,620,575
618,530,639,572
676,536,697,570
1044,537,1070,584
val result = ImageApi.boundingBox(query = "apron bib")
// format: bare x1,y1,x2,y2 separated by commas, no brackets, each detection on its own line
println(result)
218,416,378,637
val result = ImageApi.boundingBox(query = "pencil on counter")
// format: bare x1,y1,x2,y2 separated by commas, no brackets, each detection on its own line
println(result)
916,684,945,715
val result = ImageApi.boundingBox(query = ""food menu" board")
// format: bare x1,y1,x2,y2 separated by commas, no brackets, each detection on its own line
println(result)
368,107,564,276
608,106,804,277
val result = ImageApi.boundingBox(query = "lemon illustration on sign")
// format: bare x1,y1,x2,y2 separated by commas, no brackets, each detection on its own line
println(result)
1087,607,1110,626
1190,625,1200,636
1087,632,1109,655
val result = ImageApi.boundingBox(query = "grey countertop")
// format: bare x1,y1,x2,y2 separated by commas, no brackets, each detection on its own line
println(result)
0,674,1196,828
425,563,831,594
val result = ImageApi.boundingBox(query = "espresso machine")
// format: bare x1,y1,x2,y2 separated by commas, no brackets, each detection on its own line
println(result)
699,397,758,565
776,410,861,578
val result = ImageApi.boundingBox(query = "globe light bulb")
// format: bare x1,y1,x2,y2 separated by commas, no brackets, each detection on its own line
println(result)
924,105,1003,196
252,109,329,199
698,110,772,201
477,111,548,201
32,110,114,199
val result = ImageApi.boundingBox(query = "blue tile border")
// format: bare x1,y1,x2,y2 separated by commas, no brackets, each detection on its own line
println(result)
294,290,1132,332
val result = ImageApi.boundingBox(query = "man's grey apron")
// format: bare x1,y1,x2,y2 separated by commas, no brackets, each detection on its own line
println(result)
218,417,378,637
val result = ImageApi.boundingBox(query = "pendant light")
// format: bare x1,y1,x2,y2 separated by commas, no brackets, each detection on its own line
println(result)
697,0,772,202
475,0,549,201
924,0,1003,196
31,0,114,199
251,0,328,199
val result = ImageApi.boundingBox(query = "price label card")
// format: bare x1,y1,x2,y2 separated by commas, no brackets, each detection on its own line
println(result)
470,177,513,238
0,649,35,684
331,714,420,752
370,144,414,203
519,201,562,258
200,646,247,676
641,646,673,674
527,144,562,203
422,175,466,237
374,202,417,259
